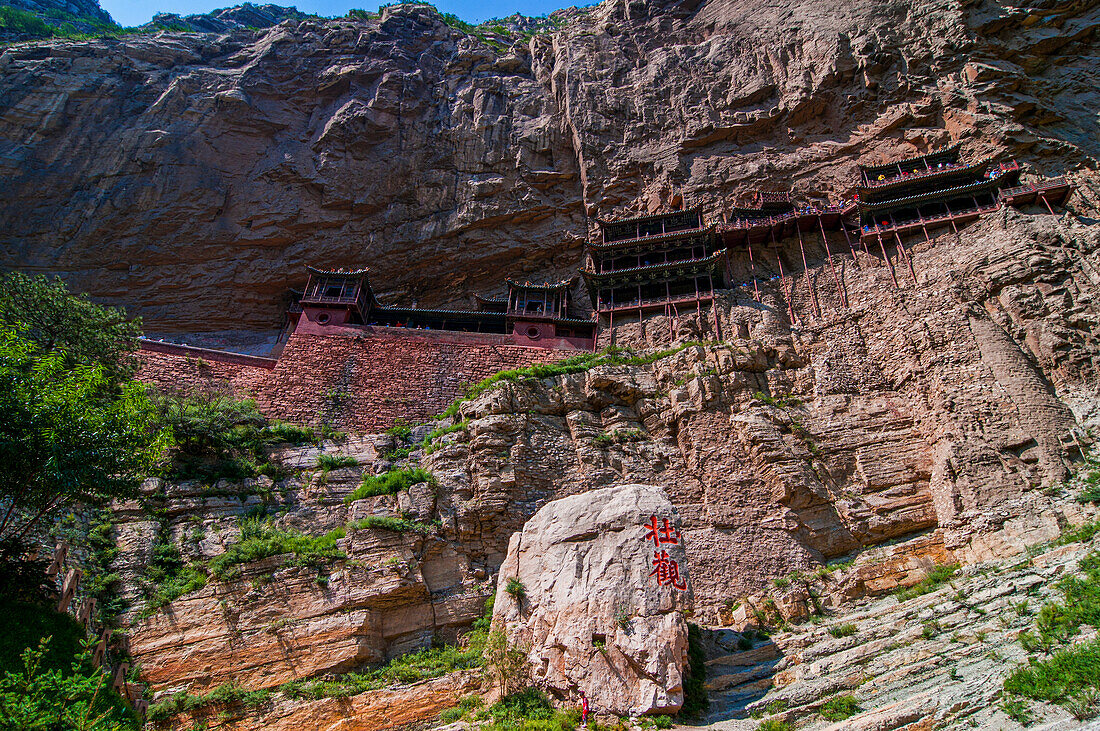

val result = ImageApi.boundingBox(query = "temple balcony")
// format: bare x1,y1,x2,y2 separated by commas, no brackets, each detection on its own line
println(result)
999,177,1073,206
597,290,716,314
590,225,715,251
858,200,1001,241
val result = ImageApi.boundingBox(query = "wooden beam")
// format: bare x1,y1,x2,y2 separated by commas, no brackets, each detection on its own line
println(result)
748,244,761,301
879,234,899,288
818,215,848,307
796,225,821,318
894,230,918,284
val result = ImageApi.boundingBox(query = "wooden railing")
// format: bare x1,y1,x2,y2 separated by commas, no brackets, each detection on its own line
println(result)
44,543,149,718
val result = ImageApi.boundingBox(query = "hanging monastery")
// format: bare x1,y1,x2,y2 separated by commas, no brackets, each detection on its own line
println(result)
137,145,1076,430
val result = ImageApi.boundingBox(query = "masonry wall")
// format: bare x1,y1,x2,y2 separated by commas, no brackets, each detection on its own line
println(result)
137,329,573,433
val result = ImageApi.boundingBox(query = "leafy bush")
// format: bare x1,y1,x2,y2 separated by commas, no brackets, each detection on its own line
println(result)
317,454,359,471
505,578,526,602
421,420,469,455
154,391,315,480
0,6,54,38
679,623,709,717
207,518,345,580
0,636,138,730
346,467,435,502
438,343,708,419
280,627,487,701
347,516,434,534
820,694,860,721
0,330,163,544
757,719,791,731
146,681,272,722
895,563,960,601
140,536,208,615
828,623,856,638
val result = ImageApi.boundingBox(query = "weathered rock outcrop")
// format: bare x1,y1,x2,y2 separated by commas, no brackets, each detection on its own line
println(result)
492,484,691,716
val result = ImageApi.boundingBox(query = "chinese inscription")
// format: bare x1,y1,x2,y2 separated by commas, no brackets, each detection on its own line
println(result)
643,516,687,590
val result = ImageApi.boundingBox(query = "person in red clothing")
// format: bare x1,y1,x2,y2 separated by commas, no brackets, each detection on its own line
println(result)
580,691,590,728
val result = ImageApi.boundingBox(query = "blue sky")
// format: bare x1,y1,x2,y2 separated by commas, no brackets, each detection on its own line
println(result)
100,0,573,27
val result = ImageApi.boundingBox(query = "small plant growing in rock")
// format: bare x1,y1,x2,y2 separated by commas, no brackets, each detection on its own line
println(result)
922,620,941,639
505,577,526,603
820,694,860,721
828,623,856,638
1065,688,1100,720
1000,697,1035,725
614,603,631,632
764,699,788,715
757,717,791,731
772,576,790,589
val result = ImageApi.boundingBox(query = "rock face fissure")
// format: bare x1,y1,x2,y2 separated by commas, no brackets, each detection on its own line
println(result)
492,484,691,716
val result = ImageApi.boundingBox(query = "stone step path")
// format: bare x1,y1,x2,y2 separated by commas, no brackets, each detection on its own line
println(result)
698,536,1099,731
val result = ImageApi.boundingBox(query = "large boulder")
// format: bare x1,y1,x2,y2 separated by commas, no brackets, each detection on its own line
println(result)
491,484,692,716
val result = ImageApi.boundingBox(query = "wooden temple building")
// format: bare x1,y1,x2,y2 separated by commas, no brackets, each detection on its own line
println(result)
290,267,595,348
580,207,730,332
285,142,1076,349
855,144,1021,243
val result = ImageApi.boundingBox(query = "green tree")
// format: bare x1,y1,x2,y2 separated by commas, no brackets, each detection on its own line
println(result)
0,330,163,544
482,629,528,697
0,272,142,385
0,637,137,730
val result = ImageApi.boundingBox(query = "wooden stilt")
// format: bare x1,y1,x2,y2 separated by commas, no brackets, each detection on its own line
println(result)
841,220,859,260
1040,193,1057,217
748,244,761,301
894,231,918,283
796,225,821,318
709,273,721,341
818,216,848,307
879,234,899,287
772,235,796,323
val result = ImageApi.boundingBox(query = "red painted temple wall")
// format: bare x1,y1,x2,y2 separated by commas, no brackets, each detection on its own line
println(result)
137,328,574,433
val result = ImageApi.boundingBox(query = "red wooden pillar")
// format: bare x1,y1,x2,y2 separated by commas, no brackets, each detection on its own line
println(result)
1040,193,1057,217
772,228,796,324
878,234,899,288
796,225,821,318
894,231,917,283
818,215,847,307
748,244,761,301
709,273,721,340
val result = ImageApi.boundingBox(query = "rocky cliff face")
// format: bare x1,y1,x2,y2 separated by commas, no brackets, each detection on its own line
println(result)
1,0,1098,337
7,0,1100,727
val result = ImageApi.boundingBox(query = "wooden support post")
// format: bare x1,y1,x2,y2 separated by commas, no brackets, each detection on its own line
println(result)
748,244,761,301
796,225,821,318
709,273,721,340
1040,193,1057,217
841,220,859,261
772,229,796,324
879,234,899,288
894,231,918,283
818,216,848,307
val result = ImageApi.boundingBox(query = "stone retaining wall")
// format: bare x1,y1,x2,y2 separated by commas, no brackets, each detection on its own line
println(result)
138,328,572,431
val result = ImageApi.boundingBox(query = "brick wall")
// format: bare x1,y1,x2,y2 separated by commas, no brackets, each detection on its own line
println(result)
137,329,573,432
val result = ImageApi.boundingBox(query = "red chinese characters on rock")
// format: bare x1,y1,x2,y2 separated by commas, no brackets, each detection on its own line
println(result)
643,516,687,591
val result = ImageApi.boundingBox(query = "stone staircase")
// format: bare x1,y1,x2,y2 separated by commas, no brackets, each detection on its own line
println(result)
697,535,1100,730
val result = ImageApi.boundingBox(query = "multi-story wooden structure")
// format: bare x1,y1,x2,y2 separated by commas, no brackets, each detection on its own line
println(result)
292,267,594,348
580,207,730,330
854,145,1021,243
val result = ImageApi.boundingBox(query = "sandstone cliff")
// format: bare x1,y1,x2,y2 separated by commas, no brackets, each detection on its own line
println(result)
1,0,1098,338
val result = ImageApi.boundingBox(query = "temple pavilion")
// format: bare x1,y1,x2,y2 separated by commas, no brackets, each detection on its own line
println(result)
292,267,595,345
854,144,1021,243
580,207,730,329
